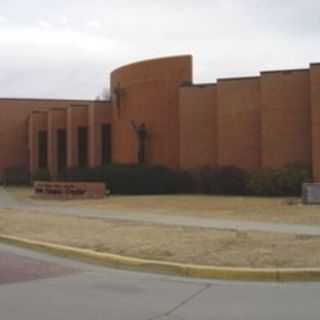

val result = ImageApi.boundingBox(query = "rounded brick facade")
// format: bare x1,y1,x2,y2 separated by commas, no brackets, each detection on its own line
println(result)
110,55,193,168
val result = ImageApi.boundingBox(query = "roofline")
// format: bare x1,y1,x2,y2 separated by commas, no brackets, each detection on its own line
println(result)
111,54,192,76
218,76,260,82
261,68,308,75
180,82,216,88
0,97,110,103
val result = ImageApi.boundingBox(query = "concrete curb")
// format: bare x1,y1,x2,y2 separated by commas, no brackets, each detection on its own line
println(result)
1,234,320,282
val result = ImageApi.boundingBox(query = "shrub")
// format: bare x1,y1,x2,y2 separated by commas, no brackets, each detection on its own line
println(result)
189,166,249,195
63,162,311,197
32,168,51,182
247,163,312,196
2,167,31,186
63,164,193,195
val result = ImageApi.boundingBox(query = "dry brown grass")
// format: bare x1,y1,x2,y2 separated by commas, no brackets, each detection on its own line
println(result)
1,208,320,268
7,187,320,226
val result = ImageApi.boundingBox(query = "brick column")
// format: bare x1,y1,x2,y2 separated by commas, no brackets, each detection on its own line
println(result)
66,107,75,168
29,111,48,175
310,64,320,182
28,114,36,175
88,104,96,168
48,110,55,178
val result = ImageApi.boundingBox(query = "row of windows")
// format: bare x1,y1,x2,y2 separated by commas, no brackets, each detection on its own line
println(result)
38,124,112,171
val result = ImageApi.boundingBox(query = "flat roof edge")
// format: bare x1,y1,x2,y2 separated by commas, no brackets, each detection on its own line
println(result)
218,76,260,82
0,97,111,103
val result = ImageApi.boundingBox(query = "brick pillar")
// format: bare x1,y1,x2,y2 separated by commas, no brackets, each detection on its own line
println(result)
29,111,48,175
310,64,320,182
48,110,55,178
88,104,96,168
28,114,36,175
67,107,75,168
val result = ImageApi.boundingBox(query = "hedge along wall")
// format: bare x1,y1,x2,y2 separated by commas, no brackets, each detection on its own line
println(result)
60,163,312,197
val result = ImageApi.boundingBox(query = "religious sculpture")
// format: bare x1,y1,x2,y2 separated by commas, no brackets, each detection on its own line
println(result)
130,121,148,164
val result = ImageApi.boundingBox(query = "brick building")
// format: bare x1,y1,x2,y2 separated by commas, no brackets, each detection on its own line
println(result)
0,55,319,181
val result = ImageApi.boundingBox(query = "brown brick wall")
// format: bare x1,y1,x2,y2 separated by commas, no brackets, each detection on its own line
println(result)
261,70,312,168
66,105,89,168
48,108,66,177
310,64,320,182
111,55,193,168
87,102,112,168
0,99,74,178
1,56,319,183
217,77,261,170
0,99,109,179
29,111,48,174
179,85,217,169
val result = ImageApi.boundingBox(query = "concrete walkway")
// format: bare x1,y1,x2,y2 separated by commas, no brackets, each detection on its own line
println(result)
1,187,320,236
36,206,320,236
0,187,18,208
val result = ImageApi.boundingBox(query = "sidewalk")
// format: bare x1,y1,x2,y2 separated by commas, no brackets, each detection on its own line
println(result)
0,187,18,208
37,206,320,236
1,187,320,236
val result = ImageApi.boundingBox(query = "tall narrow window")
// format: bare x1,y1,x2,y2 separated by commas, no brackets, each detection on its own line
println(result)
101,124,112,164
78,127,88,167
38,130,48,169
57,129,67,173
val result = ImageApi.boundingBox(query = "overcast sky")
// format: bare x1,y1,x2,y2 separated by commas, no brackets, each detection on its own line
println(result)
0,0,320,99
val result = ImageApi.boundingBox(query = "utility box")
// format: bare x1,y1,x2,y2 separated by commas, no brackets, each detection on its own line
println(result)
303,183,320,205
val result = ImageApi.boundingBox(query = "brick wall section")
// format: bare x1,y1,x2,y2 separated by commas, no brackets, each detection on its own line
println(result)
310,64,320,182
89,102,112,167
216,77,261,170
179,85,217,169
29,111,48,174
110,55,193,168
112,80,173,166
1,56,320,182
66,105,89,168
0,98,106,178
48,109,67,177
261,70,312,168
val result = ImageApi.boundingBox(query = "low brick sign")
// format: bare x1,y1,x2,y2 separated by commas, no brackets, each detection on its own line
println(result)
33,181,107,200
303,183,320,205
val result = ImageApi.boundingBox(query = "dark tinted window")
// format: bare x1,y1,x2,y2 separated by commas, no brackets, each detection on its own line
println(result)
78,127,88,167
38,130,48,169
101,124,112,164
57,129,67,173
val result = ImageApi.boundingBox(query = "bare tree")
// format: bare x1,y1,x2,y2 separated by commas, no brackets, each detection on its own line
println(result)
95,87,111,100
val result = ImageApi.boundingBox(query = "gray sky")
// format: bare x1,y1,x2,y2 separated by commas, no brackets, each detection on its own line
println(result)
1,0,320,99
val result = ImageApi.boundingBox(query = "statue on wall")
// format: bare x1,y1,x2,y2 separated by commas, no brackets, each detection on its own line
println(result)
113,83,125,118
130,121,148,164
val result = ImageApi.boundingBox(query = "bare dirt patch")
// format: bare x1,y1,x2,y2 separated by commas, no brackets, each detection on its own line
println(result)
1,208,320,268
7,187,320,226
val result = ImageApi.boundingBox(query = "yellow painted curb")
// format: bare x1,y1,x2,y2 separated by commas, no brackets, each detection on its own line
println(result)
1,234,320,282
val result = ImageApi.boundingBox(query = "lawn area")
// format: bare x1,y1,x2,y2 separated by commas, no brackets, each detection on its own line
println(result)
1,208,320,268
7,187,320,226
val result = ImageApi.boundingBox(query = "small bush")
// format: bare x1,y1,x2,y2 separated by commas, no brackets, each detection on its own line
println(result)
2,167,30,186
247,163,312,196
32,168,51,182
190,166,249,195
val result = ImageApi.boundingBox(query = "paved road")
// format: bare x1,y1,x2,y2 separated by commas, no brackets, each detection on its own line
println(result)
0,243,319,320
2,187,320,236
